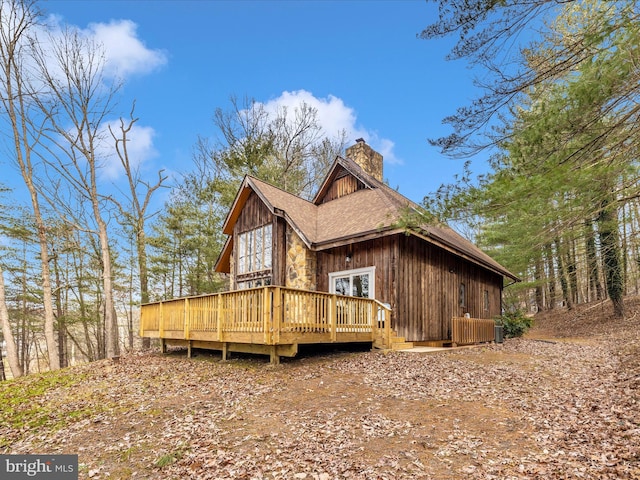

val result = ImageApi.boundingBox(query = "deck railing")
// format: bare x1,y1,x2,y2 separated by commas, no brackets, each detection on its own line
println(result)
451,316,496,345
140,286,392,347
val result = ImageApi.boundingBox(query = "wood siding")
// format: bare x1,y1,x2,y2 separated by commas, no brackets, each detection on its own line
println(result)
233,192,275,289
316,234,502,342
395,235,502,342
234,192,272,233
317,167,367,204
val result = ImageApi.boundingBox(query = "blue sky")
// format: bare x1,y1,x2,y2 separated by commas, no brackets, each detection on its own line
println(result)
25,0,485,205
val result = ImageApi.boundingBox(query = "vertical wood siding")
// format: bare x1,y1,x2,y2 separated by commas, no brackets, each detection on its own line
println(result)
395,235,502,341
234,192,272,233
317,168,367,204
316,234,503,342
316,236,398,333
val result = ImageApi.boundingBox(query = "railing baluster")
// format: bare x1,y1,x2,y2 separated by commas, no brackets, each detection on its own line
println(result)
452,316,496,345
140,287,394,350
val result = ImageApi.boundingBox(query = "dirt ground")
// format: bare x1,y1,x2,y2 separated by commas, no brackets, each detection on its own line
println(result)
2,299,639,479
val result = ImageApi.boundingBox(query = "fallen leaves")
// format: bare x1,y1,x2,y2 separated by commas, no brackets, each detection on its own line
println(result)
1,301,639,479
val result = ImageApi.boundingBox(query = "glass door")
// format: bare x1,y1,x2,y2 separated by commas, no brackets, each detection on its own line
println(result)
329,267,375,299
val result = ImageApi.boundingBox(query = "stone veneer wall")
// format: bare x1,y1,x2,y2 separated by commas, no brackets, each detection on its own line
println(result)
345,139,383,181
286,227,317,291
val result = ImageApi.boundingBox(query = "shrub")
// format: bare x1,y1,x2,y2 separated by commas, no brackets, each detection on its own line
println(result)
496,309,533,338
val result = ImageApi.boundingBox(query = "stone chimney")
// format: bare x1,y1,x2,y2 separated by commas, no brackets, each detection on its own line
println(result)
345,138,383,181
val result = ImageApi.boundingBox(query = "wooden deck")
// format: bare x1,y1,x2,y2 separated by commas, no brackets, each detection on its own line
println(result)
140,286,392,363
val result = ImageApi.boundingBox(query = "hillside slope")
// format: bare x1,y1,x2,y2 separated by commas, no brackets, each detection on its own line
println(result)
1,299,639,479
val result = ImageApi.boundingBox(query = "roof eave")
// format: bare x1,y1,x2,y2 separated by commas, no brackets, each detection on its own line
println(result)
222,176,281,235
409,228,521,282
214,235,233,273
312,227,403,251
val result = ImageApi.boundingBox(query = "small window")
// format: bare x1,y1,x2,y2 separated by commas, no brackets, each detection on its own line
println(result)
459,283,466,308
484,290,490,311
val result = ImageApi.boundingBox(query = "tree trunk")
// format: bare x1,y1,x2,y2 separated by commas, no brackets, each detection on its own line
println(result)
97,219,119,359
598,197,625,318
0,350,5,381
567,238,578,305
1,20,60,370
138,227,151,349
53,252,67,368
544,243,556,310
554,237,573,310
534,254,544,313
585,219,604,302
0,266,23,378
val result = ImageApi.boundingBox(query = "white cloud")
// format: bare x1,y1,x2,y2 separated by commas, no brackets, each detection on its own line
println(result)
33,15,166,181
98,122,159,180
259,90,402,165
41,15,167,81
84,20,168,79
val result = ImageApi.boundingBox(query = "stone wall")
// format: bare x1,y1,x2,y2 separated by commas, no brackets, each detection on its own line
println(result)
286,227,317,291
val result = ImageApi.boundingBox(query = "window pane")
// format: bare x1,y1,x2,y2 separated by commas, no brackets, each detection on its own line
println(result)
264,224,272,269
352,274,370,298
255,228,263,270
334,277,349,295
238,233,246,274
247,230,254,272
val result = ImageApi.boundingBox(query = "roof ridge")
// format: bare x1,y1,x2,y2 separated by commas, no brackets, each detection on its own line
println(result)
247,175,317,206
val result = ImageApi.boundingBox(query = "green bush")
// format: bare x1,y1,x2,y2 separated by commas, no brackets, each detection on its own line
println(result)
496,310,533,338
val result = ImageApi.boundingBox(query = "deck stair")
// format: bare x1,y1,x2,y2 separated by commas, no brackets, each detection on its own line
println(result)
374,330,413,351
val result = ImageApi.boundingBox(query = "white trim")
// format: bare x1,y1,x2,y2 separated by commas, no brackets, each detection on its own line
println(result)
329,266,376,299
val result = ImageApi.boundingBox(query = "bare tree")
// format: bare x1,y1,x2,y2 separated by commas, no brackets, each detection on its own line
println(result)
109,104,167,349
0,264,23,378
32,27,121,359
0,0,60,370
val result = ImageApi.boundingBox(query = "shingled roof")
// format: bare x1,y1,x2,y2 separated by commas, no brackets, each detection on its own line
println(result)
216,155,519,281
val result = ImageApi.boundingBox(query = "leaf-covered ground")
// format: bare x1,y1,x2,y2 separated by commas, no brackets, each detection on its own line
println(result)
1,300,639,479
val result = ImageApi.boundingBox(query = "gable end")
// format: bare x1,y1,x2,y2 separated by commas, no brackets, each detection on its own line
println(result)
316,165,368,204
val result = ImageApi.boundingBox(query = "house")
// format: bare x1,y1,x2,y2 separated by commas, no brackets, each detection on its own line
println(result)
213,139,518,344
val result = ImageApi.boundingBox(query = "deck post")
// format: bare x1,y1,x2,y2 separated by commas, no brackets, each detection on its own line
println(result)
263,287,273,345
160,338,167,354
184,298,190,340
159,301,164,339
272,287,281,344
187,340,192,358
221,342,228,361
384,306,391,349
217,295,223,342
270,346,280,365
330,294,337,342
139,305,145,338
